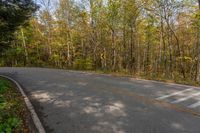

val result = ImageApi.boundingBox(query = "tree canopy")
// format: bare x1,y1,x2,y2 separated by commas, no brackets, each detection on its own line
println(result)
0,0,200,85
0,0,37,52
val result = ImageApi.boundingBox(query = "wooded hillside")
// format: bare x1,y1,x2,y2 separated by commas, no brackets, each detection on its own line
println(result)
1,0,200,85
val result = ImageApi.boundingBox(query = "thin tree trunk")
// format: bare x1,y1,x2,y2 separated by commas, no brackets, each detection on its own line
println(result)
168,23,186,78
196,0,200,81
111,28,116,71
198,0,200,9
130,25,135,73
21,28,28,66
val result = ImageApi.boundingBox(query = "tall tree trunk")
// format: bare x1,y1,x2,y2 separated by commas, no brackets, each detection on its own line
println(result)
198,0,200,9
170,26,186,78
111,28,116,71
130,25,135,73
159,16,163,75
137,35,140,75
161,20,167,77
196,0,200,81
21,28,28,66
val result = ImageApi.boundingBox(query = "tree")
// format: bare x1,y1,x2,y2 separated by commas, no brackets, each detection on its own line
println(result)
1,0,199,85
0,0,37,52
196,0,200,81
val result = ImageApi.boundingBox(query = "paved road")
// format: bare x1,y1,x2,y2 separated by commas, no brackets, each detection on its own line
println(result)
0,67,200,133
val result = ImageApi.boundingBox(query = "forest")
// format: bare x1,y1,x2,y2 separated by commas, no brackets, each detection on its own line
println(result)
0,0,200,85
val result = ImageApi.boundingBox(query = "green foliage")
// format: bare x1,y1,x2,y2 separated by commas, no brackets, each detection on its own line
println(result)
1,0,200,85
0,78,23,132
0,80,9,93
74,57,93,70
0,118,21,133
0,0,38,52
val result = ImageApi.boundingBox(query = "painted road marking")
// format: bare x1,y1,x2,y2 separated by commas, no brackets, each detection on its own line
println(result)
171,92,200,104
188,101,200,108
156,88,193,100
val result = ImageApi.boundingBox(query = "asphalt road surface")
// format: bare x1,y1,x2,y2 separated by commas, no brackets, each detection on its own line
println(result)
0,67,200,133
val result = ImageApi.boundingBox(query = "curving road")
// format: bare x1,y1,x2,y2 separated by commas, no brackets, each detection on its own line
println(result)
0,67,200,133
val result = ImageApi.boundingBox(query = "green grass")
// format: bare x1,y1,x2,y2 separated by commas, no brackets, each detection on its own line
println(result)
0,78,28,133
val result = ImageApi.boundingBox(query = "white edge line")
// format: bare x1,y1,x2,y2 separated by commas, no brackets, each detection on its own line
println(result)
132,78,200,89
0,75,46,133
188,101,200,108
156,88,194,100
171,92,200,104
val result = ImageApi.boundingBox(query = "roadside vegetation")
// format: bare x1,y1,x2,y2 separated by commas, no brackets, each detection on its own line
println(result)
0,78,29,133
0,0,200,86
73,69,200,87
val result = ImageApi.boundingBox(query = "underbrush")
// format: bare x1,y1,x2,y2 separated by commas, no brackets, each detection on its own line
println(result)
0,78,29,133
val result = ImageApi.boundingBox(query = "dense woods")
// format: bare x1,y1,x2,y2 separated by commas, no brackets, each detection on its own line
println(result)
0,0,200,85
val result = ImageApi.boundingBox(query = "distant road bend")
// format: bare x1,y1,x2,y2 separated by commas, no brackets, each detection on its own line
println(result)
0,67,200,133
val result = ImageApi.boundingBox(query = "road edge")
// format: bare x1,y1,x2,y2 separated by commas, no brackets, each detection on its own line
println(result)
0,75,46,133
67,70,200,89
2,67,199,88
